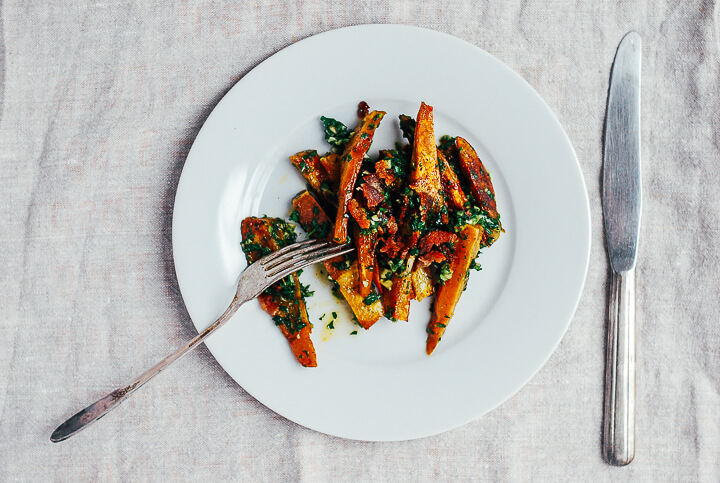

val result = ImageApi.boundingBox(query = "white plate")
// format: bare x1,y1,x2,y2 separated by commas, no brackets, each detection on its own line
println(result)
172,24,590,441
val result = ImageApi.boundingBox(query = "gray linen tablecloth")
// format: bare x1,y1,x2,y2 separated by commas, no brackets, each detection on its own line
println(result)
1,1,718,481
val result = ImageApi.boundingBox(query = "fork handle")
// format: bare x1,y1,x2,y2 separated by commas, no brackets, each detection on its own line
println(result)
602,268,636,465
50,295,244,442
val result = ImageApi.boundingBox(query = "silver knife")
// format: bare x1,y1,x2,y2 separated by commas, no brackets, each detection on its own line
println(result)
602,31,642,466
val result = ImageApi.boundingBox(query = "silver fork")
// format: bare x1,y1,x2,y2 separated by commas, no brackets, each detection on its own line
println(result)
51,239,352,443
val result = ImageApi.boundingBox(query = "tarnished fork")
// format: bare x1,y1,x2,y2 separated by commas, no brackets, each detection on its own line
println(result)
51,239,353,442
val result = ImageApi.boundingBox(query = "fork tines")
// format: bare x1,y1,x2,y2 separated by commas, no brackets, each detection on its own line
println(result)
262,240,353,281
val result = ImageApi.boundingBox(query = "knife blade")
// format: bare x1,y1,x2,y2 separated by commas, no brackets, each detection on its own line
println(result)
602,31,642,467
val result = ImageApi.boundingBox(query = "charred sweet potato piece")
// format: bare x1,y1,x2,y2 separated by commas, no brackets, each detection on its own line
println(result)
426,224,484,355
437,149,468,210
455,137,498,219
346,199,380,296
289,150,334,203
409,103,445,220
290,191,333,241
333,110,386,243
319,153,341,186
241,217,317,367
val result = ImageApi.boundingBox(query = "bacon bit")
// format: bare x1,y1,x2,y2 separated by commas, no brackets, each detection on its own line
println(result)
419,251,447,263
377,236,405,258
385,215,398,235
435,244,454,259
360,173,385,209
375,159,398,188
395,194,410,227
418,230,458,255
400,232,420,259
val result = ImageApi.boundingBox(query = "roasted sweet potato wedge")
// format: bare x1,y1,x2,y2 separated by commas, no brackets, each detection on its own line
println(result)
319,153,341,186
290,191,333,241
437,149,468,210
455,136,498,219
241,217,317,367
409,102,445,219
426,224,484,355
385,272,413,321
289,150,334,203
380,255,415,322
353,225,377,298
333,110,386,243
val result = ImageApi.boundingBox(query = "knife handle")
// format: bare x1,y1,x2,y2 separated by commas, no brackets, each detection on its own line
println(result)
603,268,636,465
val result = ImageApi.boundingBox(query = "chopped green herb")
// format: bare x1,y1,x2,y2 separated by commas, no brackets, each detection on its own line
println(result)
438,262,453,284
331,259,352,271
301,150,317,160
321,117,353,153
362,292,380,305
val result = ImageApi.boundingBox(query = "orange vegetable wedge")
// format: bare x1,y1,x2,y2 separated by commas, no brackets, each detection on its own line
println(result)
319,153,341,186
353,225,377,298
381,255,415,322
240,217,317,367
333,110,386,243
426,224,483,355
455,136,498,219
291,191,333,241
409,102,445,220
437,149,468,210
289,150,334,202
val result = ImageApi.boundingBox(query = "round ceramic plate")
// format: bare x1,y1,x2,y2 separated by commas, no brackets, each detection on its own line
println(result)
172,24,590,441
